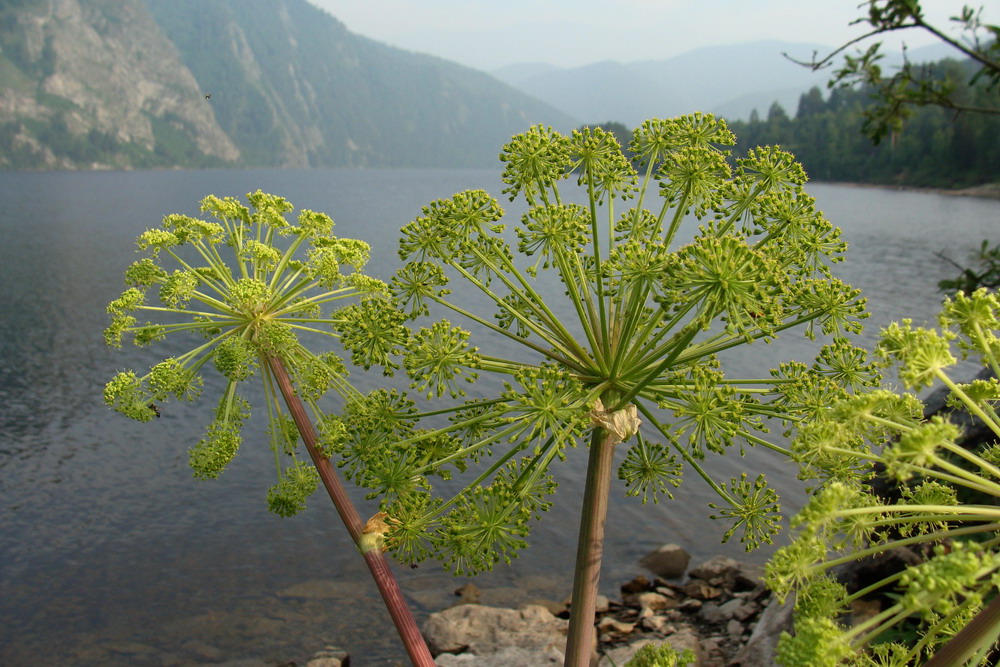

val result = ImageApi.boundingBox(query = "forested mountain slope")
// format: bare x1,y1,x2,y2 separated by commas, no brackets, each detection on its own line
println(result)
0,0,577,169
728,59,1000,189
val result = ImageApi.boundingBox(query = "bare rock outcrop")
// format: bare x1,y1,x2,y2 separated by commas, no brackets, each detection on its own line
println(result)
1,0,239,168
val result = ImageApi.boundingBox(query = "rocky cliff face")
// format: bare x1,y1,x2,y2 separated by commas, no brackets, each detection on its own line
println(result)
0,0,239,168
0,0,576,170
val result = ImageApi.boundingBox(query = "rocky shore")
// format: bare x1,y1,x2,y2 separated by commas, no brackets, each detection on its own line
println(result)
422,546,790,666
286,545,787,666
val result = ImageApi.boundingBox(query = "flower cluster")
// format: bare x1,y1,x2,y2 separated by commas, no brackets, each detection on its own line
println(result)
767,289,1000,665
329,115,874,576
103,191,380,515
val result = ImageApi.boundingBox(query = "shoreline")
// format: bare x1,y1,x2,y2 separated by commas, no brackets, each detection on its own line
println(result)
424,552,781,667
817,180,1000,200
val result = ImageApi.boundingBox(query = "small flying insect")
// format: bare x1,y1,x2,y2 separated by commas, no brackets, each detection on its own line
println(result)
148,403,161,418
204,93,212,100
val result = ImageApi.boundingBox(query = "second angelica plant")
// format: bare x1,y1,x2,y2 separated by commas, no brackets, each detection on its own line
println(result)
328,113,880,664
103,191,434,664
768,289,1000,666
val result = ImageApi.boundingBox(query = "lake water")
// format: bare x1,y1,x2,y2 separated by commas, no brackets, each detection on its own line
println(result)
1,169,998,665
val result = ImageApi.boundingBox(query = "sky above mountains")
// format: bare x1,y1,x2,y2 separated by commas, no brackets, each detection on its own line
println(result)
310,0,962,71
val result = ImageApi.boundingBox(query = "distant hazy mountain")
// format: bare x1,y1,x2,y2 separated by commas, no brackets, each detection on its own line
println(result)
492,40,959,127
0,0,576,170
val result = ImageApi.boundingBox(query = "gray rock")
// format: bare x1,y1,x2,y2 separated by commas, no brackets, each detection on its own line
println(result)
639,544,692,579
683,579,722,600
654,585,682,599
700,637,721,661
629,590,679,614
639,614,671,633
621,575,652,594
434,645,564,666
729,595,795,667
688,556,762,590
678,598,703,612
699,601,726,624
423,604,567,657
597,616,636,635
698,597,757,624
305,646,349,667
527,597,568,617
851,598,882,627
718,597,758,621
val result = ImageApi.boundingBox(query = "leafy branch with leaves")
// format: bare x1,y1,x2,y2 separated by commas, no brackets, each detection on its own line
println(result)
938,239,1000,296
789,0,1000,143
328,113,878,663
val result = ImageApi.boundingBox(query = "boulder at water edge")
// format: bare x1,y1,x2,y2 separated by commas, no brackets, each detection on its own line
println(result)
638,544,691,579
422,604,567,661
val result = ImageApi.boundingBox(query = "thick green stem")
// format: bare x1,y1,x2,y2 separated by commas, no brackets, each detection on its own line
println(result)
265,356,434,667
565,426,617,666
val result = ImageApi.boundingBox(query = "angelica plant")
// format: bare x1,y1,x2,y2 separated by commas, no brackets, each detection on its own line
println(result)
328,114,877,664
767,288,1000,666
103,191,434,665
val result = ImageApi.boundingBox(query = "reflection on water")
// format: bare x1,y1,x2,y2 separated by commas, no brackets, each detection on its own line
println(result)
1,170,997,664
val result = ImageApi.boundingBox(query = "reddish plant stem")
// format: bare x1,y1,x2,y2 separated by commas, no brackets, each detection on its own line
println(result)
265,355,435,667
925,593,1000,667
564,426,616,666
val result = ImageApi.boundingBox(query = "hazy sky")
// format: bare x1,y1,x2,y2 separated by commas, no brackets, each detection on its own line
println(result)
309,0,963,71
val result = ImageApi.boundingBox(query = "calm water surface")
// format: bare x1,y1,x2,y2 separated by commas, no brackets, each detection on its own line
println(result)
1,169,998,665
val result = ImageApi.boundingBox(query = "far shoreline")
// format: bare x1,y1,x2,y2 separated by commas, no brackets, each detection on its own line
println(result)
816,180,1000,200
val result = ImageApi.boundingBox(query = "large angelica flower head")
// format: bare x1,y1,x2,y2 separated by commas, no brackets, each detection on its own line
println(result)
103,191,387,515
335,115,874,575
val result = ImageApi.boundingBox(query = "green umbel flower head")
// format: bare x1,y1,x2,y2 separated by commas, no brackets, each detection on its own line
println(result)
329,115,875,575
103,191,384,515
772,292,1000,664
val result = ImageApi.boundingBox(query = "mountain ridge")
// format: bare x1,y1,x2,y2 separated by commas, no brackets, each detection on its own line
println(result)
0,0,578,170
491,39,959,126
0,1,962,171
